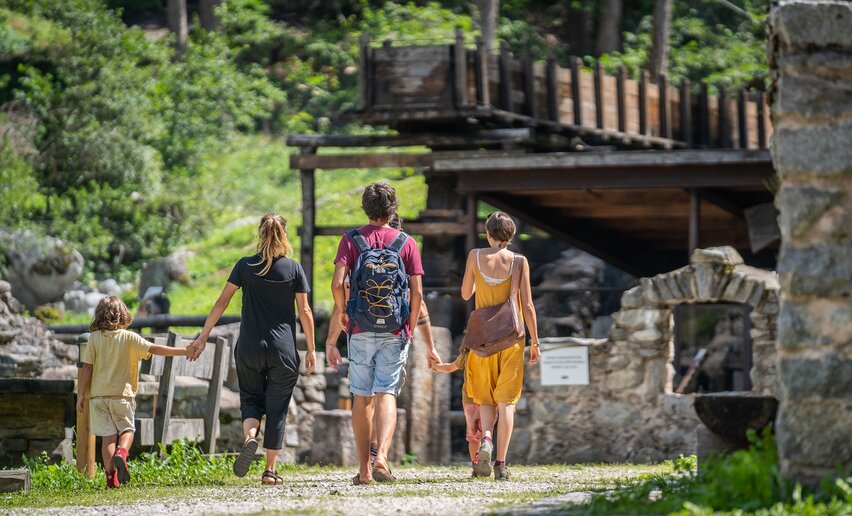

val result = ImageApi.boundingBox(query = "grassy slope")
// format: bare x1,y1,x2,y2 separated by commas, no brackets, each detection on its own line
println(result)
167,134,427,317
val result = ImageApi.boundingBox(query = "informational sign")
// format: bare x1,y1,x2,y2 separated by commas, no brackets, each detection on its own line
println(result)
540,345,590,386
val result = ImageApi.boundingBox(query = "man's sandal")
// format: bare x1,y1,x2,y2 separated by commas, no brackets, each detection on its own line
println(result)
233,437,258,478
372,465,396,483
352,473,373,485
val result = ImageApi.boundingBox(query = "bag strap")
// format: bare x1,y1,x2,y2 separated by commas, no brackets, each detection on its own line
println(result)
509,254,523,297
347,229,370,254
388,231,409,253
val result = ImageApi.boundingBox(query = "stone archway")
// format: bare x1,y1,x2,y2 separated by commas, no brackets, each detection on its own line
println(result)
608,246,779,395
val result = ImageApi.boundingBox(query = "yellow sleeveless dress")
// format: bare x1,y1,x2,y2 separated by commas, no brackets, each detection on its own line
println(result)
464,255,525,405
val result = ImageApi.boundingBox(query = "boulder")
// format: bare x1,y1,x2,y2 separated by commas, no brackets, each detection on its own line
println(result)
138,251,192,297
0,231,84,309
97,279,122,296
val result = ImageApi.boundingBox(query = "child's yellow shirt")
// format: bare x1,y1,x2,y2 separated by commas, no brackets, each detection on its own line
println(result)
81,329,152,398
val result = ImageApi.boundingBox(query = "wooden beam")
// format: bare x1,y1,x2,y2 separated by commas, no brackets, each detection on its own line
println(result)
639,70,649,135
594,61,604,129
299,147,316,307
617,66,627,133
291,151,433,170
286,128,536,149
689,189,700,254
474,36,489,106
546,56,559,122
203,337,226,455
718,85,730,148
453,27,468,108
695,189,747,219
154,332,179,449
659,73,671,139
737,89,748,149
699,82,710,147
571,57,582,126
757,90,767,149
680,78,692,145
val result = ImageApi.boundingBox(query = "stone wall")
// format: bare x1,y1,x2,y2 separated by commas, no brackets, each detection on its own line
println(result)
769,0,852,485
513,247,780,463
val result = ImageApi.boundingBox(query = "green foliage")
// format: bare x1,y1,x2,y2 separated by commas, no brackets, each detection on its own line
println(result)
33,305,60,322
585,430,852,515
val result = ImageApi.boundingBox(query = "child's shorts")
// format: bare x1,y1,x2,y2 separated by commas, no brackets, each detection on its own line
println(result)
463,403,482,444
90,397,136,437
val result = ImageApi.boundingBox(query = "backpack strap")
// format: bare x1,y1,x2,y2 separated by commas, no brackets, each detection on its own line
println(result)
347,229,370,254
388,231,409,253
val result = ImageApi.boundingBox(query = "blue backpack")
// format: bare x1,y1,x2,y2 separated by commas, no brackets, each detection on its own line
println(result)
346,229,410,337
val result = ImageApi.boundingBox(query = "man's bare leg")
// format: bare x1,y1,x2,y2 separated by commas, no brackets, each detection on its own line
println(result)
373,392,397,472
352,395,375,482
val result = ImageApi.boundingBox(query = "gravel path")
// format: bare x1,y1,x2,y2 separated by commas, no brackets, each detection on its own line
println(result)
7,464,666,515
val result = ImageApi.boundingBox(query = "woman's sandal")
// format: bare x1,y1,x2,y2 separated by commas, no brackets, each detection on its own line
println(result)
233,437,259,478
262,470,278,486
352,473,373,485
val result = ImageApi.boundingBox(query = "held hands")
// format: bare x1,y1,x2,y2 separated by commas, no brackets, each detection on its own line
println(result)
426,346,442,370
186,338,206,362
326,344,344,372
529,344,541,366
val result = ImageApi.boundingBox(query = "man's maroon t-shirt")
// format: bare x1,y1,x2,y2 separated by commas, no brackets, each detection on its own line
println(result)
334,224,424,335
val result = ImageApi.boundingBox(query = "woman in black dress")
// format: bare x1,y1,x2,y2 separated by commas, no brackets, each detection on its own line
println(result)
189,213,316,485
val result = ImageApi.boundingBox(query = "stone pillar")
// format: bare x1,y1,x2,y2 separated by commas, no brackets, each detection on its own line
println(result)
770,0,852,485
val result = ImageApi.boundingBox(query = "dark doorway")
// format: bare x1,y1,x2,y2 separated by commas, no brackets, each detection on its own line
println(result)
673,303,752,393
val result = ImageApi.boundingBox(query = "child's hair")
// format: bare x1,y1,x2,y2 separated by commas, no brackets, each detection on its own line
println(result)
485,211,516,244
252,213,293,275
388,213,403,230
361,182,399,221
90,296,132,332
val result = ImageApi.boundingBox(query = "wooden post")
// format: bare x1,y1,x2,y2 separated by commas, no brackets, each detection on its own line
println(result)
699,82,710,147
522,47,536,117
466,194,478,251
546,55,559,122
639,69,649,135
571,57,583,126
594,61,604,129
453,27,468,108
358,34,370,110
474,36,490,106
658,73,670,139
75,334,95,479
689,189,700,254
679,78,692,145
737,89,748,149
299,147,317,308
154,331,179,448
757,90,767,149
718,85,730,148
203,337,226,455
616,66,627,133
498,42,512,111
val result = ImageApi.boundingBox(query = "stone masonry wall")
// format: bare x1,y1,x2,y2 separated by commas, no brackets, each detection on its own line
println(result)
769,0,852,484
514,247,779,464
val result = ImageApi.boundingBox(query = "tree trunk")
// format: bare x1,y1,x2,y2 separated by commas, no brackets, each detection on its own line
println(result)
476,0,499,53
199,0,222,31
167,0,188,52
596,0,623,55
648,0,673,80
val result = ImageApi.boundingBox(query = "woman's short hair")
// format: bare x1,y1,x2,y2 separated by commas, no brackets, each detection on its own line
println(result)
90,296,132,332
485,211,516,243
361,182,399,221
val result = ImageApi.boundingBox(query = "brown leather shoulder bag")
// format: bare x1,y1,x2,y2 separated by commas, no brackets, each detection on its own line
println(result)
461,254,525,358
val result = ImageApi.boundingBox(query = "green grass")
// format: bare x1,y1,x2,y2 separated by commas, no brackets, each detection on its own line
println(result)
167,134,427,317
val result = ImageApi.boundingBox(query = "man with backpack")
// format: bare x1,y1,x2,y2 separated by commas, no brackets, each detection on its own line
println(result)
331,182,432,485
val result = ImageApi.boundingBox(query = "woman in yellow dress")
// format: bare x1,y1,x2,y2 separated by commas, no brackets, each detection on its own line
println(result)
461,212,541,481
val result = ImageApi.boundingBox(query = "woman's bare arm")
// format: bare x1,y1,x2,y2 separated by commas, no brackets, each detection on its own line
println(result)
461,250,477,301
519,257,541,365
188,282,239,360
296,292,316,374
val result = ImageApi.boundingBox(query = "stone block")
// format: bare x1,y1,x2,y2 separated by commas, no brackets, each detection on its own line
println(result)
620,287,643,309
779,242,852,298
593,402,643,427
772,1,852,51
773,123,852,178
689,246,744,266
778,355,852,402
632,328,662,344
778,298,852,350
605,368,644,391
308,410,358,467
613,309,666,330
640,277,660,305
776,185,845,239
773,67,852,120
776,399,852,478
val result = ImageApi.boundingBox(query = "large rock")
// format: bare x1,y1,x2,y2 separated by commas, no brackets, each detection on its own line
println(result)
0,281,75,378
138,251,192,297
0,231,84,309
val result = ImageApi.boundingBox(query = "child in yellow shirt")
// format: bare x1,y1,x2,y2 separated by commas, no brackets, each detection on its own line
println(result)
432,348,491,477
76,296,189,489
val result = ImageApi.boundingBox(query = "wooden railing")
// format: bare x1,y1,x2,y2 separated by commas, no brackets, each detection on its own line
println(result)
357,31,772,150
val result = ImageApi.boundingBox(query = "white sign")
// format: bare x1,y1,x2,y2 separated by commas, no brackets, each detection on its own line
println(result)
540,346,589,385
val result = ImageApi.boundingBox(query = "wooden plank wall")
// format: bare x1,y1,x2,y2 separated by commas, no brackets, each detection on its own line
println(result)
363,41,772,149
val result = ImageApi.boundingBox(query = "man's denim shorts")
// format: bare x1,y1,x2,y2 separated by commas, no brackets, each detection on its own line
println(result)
347,332,409,397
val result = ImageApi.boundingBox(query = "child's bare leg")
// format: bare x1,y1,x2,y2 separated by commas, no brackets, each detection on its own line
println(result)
118,430,134,451
265,449,280,472
102,434,117,472
468,441,479,462
243,418,261,440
